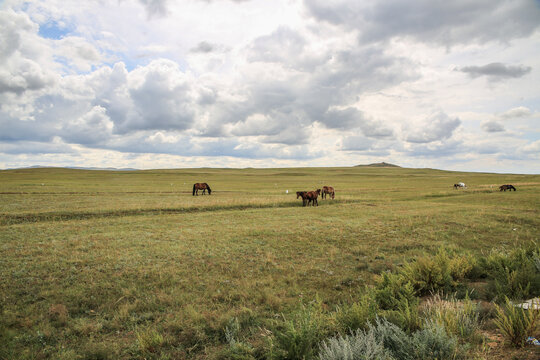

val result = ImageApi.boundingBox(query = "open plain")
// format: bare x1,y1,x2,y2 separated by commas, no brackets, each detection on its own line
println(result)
1,166,539,359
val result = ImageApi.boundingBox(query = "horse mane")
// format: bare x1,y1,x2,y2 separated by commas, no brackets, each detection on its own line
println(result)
204,183,212,194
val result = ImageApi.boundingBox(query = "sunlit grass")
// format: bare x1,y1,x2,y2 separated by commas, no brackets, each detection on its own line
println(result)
0,167,539,358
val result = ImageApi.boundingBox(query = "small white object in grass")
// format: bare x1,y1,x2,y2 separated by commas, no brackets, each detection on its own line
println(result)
41,183,44,186
513,228,517,231
515,298,540,310
285,190,288,194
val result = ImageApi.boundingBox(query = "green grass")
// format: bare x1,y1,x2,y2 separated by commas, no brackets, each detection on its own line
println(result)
0,167,539,359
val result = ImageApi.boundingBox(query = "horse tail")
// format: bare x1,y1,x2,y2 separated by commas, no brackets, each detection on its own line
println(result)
205,183,212,195
192,183,196,196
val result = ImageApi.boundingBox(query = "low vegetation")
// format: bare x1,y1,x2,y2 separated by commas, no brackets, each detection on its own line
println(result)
0,167,539,359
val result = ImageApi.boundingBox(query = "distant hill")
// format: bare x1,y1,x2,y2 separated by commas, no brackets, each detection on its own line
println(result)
355,162,401,168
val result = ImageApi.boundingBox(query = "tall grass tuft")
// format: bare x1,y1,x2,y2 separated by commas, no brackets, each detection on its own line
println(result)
423,293,481,342
493,297,540,347
135,327,165,353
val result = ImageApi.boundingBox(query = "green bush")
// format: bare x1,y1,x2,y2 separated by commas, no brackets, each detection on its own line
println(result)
401,251,454,296
493,297,540,347
335,291,379,333
481,244,540,302
382,298,422,334
271,302,329,360
374,272,417,311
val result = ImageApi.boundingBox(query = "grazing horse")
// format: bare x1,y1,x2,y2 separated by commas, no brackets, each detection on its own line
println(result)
192,183,212,196
499,184,516,192
453,182,466,189
305,189,321,207
297,191,308,206
322,186,335,199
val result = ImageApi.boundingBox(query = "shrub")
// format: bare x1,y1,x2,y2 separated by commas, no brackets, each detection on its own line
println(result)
482,245,540,301
271,302,329,360
336,291,379,333
368,318,415,360
383,298,422,334
374,272,417,311
493,297,540,347
401,251,454,296
423,294,481,342
412,322,462,360
318,329,395,360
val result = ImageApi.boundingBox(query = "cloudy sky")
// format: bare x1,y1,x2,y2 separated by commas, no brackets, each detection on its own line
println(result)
1,0,539,173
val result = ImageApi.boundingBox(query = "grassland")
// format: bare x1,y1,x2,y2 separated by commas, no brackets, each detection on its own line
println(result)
0,166,539,359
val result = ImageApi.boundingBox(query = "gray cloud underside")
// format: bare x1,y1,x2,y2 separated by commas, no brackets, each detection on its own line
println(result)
460,63,532,79
304,0,540,46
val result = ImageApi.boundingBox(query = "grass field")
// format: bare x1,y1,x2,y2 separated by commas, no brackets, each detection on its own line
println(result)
1,166,539,359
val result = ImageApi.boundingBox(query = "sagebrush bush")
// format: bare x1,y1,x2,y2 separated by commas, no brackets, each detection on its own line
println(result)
493,297,540,347
412,322,462,360
318,329,395,360
423,294,481,341
368,318,415,360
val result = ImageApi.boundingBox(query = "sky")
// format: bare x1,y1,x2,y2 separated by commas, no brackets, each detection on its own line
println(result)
1,0,539,173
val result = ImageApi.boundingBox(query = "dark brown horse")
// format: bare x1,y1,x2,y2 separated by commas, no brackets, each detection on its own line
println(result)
322,186,335,199
193,183,212,196
296,191,308,206
305,189,321,206
499,184,516,191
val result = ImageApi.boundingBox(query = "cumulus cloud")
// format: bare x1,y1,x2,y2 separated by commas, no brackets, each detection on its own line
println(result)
405,112,461,144
460,63,531,80
0,10,56,95
481,120,505,133
500,106,532,119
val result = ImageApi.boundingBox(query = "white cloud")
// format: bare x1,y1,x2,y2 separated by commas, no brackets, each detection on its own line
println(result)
0,0,539,173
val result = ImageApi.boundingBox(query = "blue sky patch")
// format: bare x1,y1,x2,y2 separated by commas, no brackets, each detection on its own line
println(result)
39,21,71,40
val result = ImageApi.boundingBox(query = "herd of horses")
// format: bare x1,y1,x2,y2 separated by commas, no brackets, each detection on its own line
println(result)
192,181,516,202
295,186,335,207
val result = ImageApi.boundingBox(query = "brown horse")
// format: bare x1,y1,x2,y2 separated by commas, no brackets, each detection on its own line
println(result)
499,184,516,191
193,183,212,196
305,189,321,206
296,191,308,206
322,186,335,199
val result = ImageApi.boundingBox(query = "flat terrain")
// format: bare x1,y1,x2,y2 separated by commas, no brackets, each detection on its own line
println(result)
1,167,539,359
